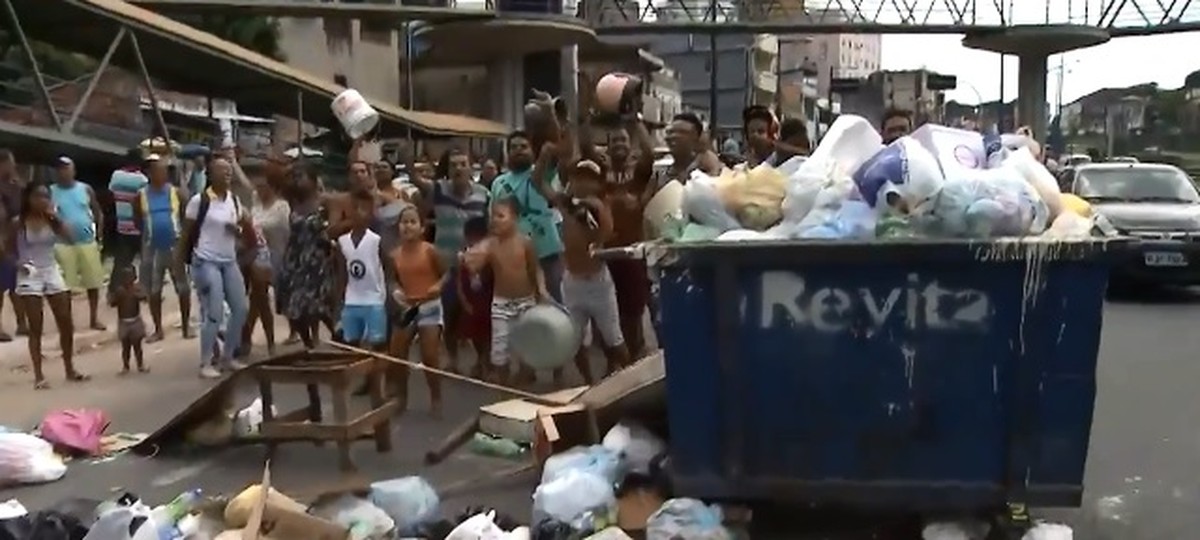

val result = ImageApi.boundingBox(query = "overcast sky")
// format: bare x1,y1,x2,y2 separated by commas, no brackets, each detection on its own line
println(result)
880,32,1199,107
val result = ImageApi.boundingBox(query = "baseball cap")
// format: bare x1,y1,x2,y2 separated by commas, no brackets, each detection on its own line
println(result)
54,156,73,167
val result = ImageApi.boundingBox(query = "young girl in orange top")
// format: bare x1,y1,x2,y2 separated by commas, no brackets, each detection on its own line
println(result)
388,205,446,416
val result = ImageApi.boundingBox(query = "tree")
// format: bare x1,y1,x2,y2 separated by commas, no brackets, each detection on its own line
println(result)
182,16,285,61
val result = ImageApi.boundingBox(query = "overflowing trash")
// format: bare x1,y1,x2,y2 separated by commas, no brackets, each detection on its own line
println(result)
668,116,1106,242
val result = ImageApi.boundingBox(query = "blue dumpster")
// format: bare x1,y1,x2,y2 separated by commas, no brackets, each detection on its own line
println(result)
653,239,1124,511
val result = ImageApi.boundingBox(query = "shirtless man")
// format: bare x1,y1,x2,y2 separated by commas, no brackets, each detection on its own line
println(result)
464,198,546,385
595,117,655,359
548,159,628,385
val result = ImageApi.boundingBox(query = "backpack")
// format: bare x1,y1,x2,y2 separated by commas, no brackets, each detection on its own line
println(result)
183,188,245,264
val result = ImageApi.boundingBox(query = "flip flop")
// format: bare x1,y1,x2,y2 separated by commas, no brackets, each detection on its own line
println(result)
66,372,91,382
33,379,50,390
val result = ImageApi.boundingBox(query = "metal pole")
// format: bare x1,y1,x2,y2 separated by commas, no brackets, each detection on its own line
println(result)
708,32,718,137
128,32,172,147
404,21,415,140
67,27,125,133
296,90,304,148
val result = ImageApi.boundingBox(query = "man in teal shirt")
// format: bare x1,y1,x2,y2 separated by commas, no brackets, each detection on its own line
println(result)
489,130,565,302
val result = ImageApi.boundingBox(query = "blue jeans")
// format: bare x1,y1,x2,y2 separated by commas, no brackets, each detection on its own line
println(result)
192,257,248,365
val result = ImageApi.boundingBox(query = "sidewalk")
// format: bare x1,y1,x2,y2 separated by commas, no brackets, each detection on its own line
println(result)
0,290,188,368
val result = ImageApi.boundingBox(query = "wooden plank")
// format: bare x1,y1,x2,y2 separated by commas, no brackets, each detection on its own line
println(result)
126,0,495,23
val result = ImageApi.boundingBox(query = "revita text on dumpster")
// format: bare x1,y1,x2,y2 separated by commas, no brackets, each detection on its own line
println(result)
757,271,992,333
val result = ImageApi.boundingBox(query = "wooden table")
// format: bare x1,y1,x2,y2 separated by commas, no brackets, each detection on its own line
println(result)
250,350,398,472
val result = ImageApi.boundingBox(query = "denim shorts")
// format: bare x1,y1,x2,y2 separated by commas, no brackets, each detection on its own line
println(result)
341,304,388,345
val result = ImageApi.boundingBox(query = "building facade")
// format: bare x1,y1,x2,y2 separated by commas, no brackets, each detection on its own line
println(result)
647,33,777,135
276,17,403,106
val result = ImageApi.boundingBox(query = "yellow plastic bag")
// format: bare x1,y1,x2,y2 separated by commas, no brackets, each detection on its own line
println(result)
1060,194,1093,217
714,164,787,231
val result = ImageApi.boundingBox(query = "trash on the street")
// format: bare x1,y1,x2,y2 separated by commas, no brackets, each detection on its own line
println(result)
445,509,529,540
39,409,110,457
368,476,439,536
309,494,394,539
1022,522,1074,540
921,520,990,539
0,432,68,485
600,421,664,477
233,398,275,438
644,498,730,540
468,433,527,460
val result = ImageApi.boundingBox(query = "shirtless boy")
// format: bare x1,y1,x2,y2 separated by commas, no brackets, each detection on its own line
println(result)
552,160,629,385
464,198,546,384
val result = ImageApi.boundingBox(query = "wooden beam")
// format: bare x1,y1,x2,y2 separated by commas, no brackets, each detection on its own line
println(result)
126,0,494,24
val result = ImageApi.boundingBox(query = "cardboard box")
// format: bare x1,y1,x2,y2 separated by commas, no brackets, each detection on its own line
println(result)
531,351,666,465
479,386,588,443
241,462,352,540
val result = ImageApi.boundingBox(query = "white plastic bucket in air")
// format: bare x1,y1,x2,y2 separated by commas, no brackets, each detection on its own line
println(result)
331,89,379,139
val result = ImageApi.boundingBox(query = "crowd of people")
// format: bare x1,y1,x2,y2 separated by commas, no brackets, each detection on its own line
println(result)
0,92,839,414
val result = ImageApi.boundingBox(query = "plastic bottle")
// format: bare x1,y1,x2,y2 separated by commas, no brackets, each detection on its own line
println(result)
468,433,526,459
151,489,203,538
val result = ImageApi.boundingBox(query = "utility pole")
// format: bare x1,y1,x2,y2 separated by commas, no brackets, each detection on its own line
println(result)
708,0,719,140
1055,54,1066,119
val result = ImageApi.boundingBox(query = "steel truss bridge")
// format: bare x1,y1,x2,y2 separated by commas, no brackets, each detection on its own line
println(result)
581,0,1200,35
124,0,1200,36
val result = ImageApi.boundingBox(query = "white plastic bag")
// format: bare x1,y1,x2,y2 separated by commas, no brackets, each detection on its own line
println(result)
646,498,730,540
532,469,616,532
910,124,986,179
233,398,276,437
446,510,530,540
1022,522,1073,540
682,174,741,232
780,161,834,224
922,520,990,540
1004,146,1064,221
852,137,945,211
368,476,440,535
796,200,877,240
917,168,1049,238
601,422,665,476
0,433,66,485
309,495,395,540
84,506,160,540
807,115,883,175
775,155,808,177
541,445,622,485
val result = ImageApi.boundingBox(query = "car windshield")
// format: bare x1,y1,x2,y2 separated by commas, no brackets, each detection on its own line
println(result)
1076,167,1200,203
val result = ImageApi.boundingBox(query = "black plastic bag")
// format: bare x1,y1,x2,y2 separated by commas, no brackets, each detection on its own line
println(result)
0,509,88,540
531,518,575,540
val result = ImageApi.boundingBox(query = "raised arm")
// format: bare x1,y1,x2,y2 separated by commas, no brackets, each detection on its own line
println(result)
627,116,656,195
532,142,560,205
86,185,104,242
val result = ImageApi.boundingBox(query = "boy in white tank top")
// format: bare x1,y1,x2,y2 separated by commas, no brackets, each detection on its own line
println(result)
338,194,388,348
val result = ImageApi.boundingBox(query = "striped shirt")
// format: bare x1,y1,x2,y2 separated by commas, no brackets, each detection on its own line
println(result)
109,168,148,236
432,179,489,259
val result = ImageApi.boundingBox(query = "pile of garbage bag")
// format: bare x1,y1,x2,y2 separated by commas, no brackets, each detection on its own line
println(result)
670,115,1106,242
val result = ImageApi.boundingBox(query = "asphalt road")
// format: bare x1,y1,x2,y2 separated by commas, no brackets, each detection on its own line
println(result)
2,288,1199,539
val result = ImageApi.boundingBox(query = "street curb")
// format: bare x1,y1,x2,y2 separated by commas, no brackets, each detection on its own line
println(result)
0,312,188,366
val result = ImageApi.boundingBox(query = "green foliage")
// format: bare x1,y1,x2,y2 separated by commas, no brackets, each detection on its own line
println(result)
0,32,97,82
180,15,285,61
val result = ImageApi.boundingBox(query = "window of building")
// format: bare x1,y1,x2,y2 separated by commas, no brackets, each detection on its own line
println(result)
359,20,393,45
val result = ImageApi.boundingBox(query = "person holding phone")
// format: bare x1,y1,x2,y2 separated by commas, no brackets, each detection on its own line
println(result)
10,181,86,389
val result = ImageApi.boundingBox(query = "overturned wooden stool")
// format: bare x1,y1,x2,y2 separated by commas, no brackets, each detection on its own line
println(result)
250,349,398,472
